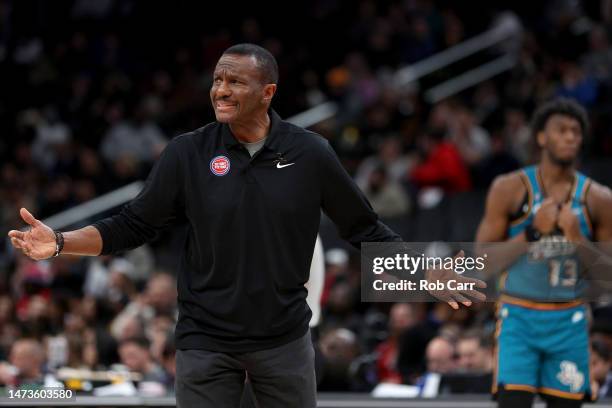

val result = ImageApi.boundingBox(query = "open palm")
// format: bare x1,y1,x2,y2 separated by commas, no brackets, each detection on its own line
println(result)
425,250,487,309
8,208,56,260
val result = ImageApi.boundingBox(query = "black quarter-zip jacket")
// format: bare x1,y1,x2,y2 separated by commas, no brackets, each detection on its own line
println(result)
93,110,401,352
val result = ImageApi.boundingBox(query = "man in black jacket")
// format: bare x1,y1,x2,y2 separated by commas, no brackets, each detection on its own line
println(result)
8,44,479,407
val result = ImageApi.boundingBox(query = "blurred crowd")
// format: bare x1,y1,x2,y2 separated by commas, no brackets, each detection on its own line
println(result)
1,0,612,398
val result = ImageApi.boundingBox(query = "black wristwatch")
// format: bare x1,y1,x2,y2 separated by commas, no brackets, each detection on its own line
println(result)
524,224,542,242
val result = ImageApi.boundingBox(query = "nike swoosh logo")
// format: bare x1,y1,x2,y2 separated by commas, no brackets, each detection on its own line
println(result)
276,162,295,169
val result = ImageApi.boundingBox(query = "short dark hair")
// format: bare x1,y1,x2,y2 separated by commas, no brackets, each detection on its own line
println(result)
459,329,493,349
592,339,611,361
223,43,279,85
531,98,589,138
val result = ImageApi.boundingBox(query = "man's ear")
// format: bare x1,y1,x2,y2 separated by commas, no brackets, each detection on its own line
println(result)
536,130,546,148
262,84,277,103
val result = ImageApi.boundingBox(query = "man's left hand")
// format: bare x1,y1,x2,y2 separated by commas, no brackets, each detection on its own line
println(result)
558,203,583,242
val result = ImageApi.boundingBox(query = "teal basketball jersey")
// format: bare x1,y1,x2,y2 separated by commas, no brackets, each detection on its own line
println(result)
503,166,592,302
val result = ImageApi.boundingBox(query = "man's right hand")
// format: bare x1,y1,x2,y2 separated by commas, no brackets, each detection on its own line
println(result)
7,208,56,260
532,198,559,235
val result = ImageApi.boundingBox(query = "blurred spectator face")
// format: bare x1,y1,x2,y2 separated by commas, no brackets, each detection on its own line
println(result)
163,353,176,378
592,332,612,353
25,294,50,322
210,54,276,124
389,303,416,337
367,168,386,192
538,114,582,166
64,312,86,334
325,249,349,277
119,341,151,373
589,26,609,51
78,148,101,175
118,316,145,342
591,348,610,383
10,339,44,380
505,108,526,132
455,107,475,133
112,155,139,179
73,180,96,203
79,296,97,323
145,274,176,314
428,102,452,130
82,330,98,368
379,138,401,163
591,340,611,384
320,328,359,363
426,337,456,374
457,337,492,372
560,62,583,87
149,315,173,361
0,296,13,325
327,282,354,315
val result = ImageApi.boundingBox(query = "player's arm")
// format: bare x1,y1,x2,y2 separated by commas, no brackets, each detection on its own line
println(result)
561,181,612,284
588,182,612,242
475,173,531,276
475,174,514,242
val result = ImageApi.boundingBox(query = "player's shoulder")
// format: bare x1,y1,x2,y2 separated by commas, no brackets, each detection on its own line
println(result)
489,169,527,195
585,178,612,207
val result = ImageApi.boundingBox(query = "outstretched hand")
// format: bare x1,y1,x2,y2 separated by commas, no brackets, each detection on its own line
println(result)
424,250,487,310
7,208,56,260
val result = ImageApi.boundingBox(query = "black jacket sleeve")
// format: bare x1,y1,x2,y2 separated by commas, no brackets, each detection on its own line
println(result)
319,140,402,248
92,140,183,255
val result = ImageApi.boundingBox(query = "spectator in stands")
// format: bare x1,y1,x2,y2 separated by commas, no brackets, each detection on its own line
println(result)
100,99,167,166
160,334,176,394
321,248,349,307
591,340,612,398
410,127,471,194
503,106,532,165
362,165,411,218
318,328,360,391
376,303,419,383
555,61,599,107
581,25,612,82
448,105,492,168
0,339,46,387
355,137,413,191
456,330,493,373
118,336,166,383
425,336,457,375
110,273,176,341
411,336,457,395
322,281,363,337
143,273,177,317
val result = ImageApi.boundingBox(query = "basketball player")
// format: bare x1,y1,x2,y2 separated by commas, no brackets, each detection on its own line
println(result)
476,98,612,408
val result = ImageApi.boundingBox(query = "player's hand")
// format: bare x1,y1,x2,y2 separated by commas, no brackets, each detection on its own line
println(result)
7,208,56,260
558,202,583,242
533,198,559,235
424,250,487,310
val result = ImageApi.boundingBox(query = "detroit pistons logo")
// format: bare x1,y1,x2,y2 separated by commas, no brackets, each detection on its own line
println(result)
210,155,230,176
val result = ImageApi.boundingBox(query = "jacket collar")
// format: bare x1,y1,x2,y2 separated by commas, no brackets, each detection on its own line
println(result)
222,109,284,152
